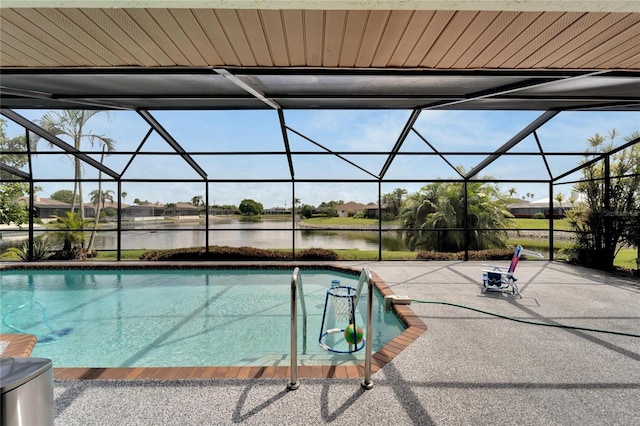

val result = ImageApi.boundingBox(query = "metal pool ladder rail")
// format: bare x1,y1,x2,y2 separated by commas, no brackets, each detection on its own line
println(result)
288,267,374,391
288,267,307,390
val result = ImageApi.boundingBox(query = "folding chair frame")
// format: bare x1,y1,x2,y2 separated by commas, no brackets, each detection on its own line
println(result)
481,245,523,298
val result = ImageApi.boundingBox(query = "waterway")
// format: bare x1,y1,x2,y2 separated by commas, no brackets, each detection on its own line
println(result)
0,217,407,252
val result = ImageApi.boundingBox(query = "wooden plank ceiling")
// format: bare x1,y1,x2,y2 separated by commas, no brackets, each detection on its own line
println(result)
1,8,640,70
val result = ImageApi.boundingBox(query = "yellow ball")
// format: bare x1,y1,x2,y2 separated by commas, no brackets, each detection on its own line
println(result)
344,324,363,345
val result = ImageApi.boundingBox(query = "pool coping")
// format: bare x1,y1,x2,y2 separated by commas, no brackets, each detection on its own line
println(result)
1,262,427,380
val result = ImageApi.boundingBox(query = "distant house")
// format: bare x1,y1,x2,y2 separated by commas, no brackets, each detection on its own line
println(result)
164,202,200,216
208,207,236,216
264,207,288,215
508,199,568,218
18,196,87,218
86,200,129,218
100,200,128,210
334,201,369,217
123,203,165,218
365,204,389,219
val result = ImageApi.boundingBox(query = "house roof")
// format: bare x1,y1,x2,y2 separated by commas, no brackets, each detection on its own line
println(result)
19,196,70,208
335,201,369,211
126,203,165,209
172,202,200,209
86,201,130,209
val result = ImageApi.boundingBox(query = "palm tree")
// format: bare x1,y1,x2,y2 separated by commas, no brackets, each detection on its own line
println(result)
39,110,115,220
121,191,128,204
399,187,438,251
400,180,514,252
90,189,115,212
49,211,88,256
555,193,565,216
86,146,114,250
382,188,408,216
507,187,517,202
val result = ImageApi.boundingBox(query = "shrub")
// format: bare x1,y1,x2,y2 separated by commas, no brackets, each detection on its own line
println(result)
140,246,290,261
49,248,96,260
533,212,545,219
296,248,339,260
6,236,54,261
465,248,514,260
381,212,395,222
416,250,458,260
140,246,340,261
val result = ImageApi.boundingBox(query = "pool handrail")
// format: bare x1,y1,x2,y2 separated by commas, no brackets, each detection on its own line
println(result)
288,267,306,390
289,266,374,391
361,266,374,390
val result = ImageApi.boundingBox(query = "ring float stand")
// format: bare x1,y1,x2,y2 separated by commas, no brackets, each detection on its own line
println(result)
318,283,365,354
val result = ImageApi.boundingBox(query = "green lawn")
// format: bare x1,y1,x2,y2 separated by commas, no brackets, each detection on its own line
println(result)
614,248,639,270
512,218,572,231
94,250,148,260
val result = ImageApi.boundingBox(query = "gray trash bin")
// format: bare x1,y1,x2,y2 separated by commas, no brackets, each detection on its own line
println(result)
1,357,54,426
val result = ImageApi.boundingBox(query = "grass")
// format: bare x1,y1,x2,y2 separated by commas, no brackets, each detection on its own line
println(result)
94,250,148,260
614,248,639,270
512,218,572,231
508,239,571,251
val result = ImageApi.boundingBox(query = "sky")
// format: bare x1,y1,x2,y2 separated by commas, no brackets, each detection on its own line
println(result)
4,108,639,208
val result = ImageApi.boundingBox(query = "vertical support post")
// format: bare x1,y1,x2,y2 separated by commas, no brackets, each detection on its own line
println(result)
463,180,469,261
205,181,210,252
603,154,612,266
549,181,554,261
378,181,382,261
288,267,300,390
28,181,34,262
26,126,34,262
117,181,122,261
362,267,374,390
292,180,296,259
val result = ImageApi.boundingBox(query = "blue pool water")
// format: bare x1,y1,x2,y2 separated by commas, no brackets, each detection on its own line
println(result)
0,268,405,367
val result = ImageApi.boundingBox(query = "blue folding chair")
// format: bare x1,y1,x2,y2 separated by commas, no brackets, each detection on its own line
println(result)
481,245,524,298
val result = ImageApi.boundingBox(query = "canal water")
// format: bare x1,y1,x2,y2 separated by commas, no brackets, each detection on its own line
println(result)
1,218,407,252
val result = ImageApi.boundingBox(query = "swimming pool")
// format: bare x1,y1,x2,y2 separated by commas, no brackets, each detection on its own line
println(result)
0,267,405,368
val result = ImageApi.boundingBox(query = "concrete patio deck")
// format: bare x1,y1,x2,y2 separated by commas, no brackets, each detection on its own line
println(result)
53,261,640,425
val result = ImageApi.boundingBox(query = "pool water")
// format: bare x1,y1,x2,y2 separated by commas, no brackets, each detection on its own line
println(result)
0,268,405,367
